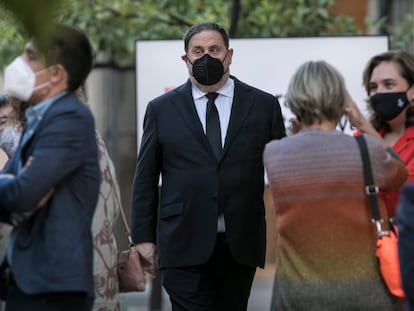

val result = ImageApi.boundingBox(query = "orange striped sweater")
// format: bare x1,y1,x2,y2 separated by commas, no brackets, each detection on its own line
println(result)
263,128,406,311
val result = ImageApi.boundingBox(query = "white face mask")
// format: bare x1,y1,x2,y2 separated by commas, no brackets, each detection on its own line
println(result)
3,56,50,102
0,124,22,159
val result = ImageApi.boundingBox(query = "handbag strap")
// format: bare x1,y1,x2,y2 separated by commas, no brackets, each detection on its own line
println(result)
355,135,381,220
355,135,387,236
118,200,134,246
98,135,135,247
110,176,134,246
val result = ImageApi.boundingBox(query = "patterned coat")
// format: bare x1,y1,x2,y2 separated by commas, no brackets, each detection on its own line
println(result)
92,132,121,311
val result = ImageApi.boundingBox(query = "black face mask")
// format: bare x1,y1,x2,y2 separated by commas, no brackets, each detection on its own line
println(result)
370,91,410,121
189,53,227,85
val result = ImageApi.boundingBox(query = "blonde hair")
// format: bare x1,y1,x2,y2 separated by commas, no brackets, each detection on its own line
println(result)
285,60,346,126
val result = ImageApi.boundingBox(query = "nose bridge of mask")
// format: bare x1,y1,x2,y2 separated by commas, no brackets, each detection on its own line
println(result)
15,56,36,81
187,53,207,66
188,51,227,65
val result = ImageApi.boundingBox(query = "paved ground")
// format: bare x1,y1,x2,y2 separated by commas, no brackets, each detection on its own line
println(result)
119,264,275,311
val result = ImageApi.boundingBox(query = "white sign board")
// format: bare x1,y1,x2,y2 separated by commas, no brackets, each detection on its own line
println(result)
136,36,389,145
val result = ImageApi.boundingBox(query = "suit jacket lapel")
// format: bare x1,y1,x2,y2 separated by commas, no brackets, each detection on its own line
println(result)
222,77,253,156
172,78,254,162
172,80,216,159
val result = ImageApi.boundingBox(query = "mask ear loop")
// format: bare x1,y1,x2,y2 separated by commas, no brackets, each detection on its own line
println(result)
186,55,194,66
34,65,53,77
32,65,54,92
32,81,50,92
406,82,414,104
221,52,229,76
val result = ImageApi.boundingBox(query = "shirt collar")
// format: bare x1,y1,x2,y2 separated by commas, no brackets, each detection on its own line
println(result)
192,78,235,100
25,91,68,122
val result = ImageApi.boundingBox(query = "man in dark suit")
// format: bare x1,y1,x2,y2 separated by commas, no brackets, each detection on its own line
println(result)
131,22,286,310
398,183,414,311
0,24,100,311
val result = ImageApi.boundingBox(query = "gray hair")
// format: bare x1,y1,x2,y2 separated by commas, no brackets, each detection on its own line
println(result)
285,60,346,126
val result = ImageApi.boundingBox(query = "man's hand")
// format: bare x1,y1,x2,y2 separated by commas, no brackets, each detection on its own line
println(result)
133,242,158,278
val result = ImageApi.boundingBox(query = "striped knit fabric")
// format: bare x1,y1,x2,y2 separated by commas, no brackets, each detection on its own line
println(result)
263,128,405,311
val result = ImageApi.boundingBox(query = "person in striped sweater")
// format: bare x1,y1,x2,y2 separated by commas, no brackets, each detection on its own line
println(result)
264,60,407,311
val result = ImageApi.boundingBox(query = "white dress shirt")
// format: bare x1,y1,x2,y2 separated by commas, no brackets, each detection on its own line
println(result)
192,78,234,147
191,78,235,232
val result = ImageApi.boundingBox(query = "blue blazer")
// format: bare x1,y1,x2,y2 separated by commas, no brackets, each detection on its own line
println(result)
0,92,100,297
131,76,286,269
398,182,414,311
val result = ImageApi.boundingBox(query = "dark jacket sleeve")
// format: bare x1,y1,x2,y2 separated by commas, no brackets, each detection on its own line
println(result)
397,183,414,310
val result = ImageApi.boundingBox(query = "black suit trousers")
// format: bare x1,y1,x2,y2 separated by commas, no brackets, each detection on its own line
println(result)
161,234,256,311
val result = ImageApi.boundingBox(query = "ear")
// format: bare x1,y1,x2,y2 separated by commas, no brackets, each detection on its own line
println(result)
49,64,67,84
407,85,414,102
227,48,234,65
181,54,188,63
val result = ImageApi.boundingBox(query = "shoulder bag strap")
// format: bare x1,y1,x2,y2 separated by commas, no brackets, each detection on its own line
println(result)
355,135,390,238
114,185,134,246
355,135,381,221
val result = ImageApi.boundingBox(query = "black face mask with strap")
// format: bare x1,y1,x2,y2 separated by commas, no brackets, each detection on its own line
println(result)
370,91,410,121
189,53,228,86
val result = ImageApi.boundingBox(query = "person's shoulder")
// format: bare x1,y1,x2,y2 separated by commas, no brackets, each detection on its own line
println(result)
263,136,287,154
53,91,84,109
361,133,382,150
357,134,390,162
150,80,190,105
232,76,275,99
50,92,95,121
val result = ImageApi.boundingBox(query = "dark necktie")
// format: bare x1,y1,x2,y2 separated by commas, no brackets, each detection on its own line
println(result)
206,93,221,160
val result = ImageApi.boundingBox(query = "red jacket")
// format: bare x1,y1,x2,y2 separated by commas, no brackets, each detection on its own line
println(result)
353,126,414,216
380,126,414,217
